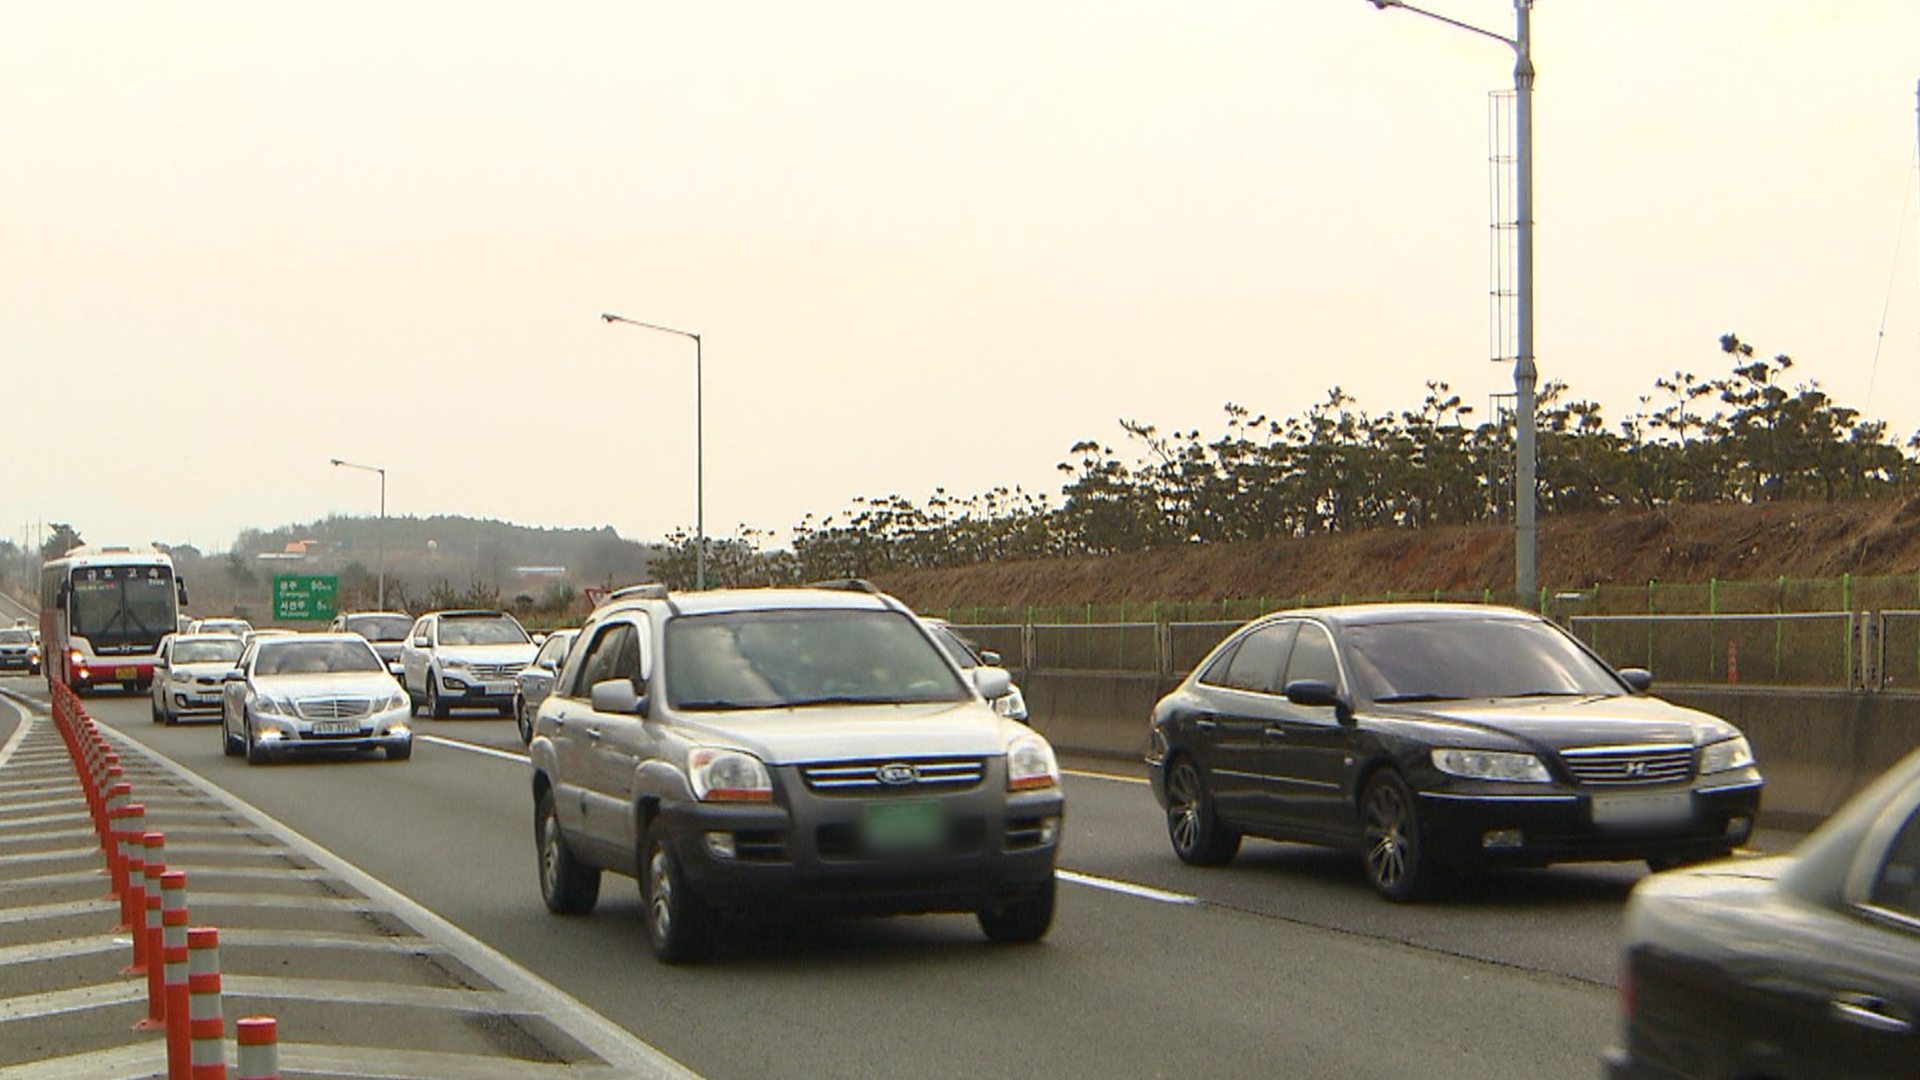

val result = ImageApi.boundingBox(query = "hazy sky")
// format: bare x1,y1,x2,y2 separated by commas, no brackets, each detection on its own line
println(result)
7,2,1918,554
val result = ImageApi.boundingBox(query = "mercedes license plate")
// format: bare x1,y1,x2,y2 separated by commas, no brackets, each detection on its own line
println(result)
312,721,359,736
1591,791,1693,827
863,799,944,853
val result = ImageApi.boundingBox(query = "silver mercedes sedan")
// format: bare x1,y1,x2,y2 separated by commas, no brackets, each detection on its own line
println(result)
221,633,414,763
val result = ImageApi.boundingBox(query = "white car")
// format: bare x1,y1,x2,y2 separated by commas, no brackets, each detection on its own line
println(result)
150,633,243,725
924,618,1030,722
221,633,412,763
189,617,254,637
399,610,538,718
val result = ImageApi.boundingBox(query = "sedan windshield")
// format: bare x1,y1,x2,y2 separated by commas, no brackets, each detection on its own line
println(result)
1343,617,1624,703
438,618,529,646
666,609,969,710
254,641,382,676
176,640,244,665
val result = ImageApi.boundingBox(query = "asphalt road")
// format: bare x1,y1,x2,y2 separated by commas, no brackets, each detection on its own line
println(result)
12,677,1651,1079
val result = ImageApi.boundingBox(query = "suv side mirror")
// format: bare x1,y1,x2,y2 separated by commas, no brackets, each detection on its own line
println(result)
979,649,1003,666
412,637,430,648
590,679,648,717
223,669,246,682
972,666,1012,701
1618,668,1654,693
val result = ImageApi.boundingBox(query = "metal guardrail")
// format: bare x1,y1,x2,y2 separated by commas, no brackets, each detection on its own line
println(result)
952,609,1920,691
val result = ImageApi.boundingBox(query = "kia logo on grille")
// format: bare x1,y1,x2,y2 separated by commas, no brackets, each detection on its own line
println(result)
875,763,919,786
1623,761,1649,777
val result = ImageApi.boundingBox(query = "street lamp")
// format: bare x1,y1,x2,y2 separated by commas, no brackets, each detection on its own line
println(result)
329,458,387,609
1369,0,1539,608
601,312,705,590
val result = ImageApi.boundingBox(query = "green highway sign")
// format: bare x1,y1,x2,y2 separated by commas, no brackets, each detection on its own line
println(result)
273,575,339,622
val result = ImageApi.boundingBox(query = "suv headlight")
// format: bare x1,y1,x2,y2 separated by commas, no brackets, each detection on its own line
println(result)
1431,748,1551,783
992,685,1030,722
1700,735,1755,774
689,747,773,802
1006,732,1059,791
441,657,470,671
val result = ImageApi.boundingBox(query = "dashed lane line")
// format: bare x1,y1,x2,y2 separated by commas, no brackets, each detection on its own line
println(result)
419,733,527,763
1056,868,1199,905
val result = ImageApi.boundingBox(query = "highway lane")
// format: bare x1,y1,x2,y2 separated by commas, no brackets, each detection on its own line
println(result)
30,681,1623,1079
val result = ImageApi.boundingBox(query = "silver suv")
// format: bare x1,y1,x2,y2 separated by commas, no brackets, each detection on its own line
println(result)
529,581,1064,963
399,610,537,718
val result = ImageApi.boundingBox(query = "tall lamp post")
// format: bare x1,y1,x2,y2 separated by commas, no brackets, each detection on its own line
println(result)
329,458,387,609
601,312,705,590
1368,0,1538,608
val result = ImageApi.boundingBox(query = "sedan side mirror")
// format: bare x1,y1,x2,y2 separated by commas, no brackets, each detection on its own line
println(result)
412,637,430,648
1284,679,1354,724
1618,668,1654,693
223,669,246,682
589,678,648,717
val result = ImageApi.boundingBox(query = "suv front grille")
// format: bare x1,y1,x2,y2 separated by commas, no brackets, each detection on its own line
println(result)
1559,744,1695,786
467,662,525,681
800,757,986,796
295,697,372,720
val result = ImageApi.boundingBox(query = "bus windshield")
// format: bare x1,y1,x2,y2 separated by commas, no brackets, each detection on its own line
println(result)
69,566,176,653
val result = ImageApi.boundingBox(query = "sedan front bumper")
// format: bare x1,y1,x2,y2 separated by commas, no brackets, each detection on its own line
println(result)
1417,778,1762,867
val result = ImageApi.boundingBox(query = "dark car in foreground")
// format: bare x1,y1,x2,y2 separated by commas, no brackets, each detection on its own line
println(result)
1604,745,1920,1079
1146,604,1763,899
529,582,1063,963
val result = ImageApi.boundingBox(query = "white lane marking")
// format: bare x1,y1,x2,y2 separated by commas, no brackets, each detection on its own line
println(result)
1057,869,1197,905
418,734,527,764
1063,767,1149,786
0,694,34,767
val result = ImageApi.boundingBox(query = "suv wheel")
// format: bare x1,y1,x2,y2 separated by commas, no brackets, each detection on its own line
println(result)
426,679,449,720
641,822,717,963
515,695,533,744
536,788,599,914
150,694,164,724
977,876,1056,944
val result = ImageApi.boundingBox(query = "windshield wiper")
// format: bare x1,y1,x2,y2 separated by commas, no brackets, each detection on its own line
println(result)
1508,689,1593,698
1372,693,1466,703
673,699,774,712
779,695,914,708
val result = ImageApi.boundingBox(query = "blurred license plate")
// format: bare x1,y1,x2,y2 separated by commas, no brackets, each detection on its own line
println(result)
312,721,359,735
114,666,138,680
864,800,944,852
484,683,514,696
1592,791,1693,827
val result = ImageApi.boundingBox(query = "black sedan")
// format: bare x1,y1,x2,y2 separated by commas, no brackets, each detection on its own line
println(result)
1145,604,1764,899
1604,744,1920,1078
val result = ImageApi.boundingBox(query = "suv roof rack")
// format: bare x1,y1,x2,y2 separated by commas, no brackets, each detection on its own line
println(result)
806,578,882,595
605,583,670,602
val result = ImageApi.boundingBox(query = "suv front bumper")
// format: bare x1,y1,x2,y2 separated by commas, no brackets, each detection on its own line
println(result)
659,765,1063,917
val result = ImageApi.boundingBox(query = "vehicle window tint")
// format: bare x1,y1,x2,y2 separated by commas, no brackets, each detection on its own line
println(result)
1196,639,1242,686
1285,625,1341,690
611,625,645,687
1342,617,1624,702
1220,624,1297,695
536,634,568,668
572,625,631,698
1868,802,1920,919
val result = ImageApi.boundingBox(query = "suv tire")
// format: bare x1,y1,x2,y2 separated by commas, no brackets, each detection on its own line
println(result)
536,788,599,915
426,679,450,720
642,821,717,963
977,876,1056,944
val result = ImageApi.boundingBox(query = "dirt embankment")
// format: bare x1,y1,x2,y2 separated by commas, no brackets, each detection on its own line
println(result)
873,498,1920,610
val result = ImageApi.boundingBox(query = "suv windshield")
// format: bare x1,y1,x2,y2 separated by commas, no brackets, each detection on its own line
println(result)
666,609,969,710
254,641,382,676
0,629,32,645
345,615,412,642
1343,618,1624,702
438,617,529,646
176,640,244,665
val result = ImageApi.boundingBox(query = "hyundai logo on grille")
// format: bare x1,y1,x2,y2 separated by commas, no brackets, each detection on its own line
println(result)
1624,761,1649,778
875,763,920,786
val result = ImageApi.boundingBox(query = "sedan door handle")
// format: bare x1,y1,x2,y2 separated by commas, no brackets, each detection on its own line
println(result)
1831,993,1914,1035
1263,726,1289,739
1193,718,1219,732
587,727,602,742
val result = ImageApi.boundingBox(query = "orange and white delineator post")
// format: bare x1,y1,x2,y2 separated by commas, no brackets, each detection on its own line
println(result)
187,927,226,1080
235,1016,279,1080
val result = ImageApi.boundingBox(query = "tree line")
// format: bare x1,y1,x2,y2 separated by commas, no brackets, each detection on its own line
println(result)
648,333,1918,587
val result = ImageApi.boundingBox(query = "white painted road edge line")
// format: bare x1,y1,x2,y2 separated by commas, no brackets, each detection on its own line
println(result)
1056,869,1197,905
0,694,36,767
96,721,704,1080
417,734,527,764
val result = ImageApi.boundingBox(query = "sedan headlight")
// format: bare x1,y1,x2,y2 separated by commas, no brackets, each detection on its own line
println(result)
1431,748,1552,783
1006,732,1059,791
252,695,292,717
688,747,773,802
1700,735,1755,774
379,690,407,712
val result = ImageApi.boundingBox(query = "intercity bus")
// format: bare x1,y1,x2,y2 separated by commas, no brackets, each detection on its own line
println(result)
39,545,187,693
